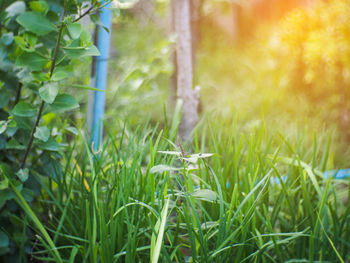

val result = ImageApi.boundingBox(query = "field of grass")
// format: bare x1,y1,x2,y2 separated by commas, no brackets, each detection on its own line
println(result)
15,113,349,262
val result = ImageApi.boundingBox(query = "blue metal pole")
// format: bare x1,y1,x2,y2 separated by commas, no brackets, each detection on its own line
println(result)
91,1,112,151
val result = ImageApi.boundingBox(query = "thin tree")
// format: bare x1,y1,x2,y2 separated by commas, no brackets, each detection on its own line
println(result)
173,0,199,142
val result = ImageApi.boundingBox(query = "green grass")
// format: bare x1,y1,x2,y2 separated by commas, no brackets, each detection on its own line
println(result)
17,116,349,262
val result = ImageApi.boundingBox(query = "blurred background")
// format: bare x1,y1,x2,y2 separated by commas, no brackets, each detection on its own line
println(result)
74,0,350,167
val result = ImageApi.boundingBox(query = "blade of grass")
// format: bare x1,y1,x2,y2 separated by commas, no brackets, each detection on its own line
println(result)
151,198,170,263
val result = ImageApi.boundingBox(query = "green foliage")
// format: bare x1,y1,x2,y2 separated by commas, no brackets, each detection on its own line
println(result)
278,0,350,131
281,0,350,97
0,0,111,261
105,13,174,126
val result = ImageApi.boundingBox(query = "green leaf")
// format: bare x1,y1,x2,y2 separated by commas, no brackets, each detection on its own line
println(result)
36,138,60,151
83,45,100,57
34,126,50,142
275,156,323,197
191,189,217,202
29,1,49,15
22,188,35,202
6,139,25,150
13,116,33,130
0,230,9,248
39,82,59,104
9,180,63,262
32,71,49,81
0,91,11,108
12,102,37,117
5,1,25,18
65,126,78,135
16,168,29,182
0,137,6,151
183,153,214,164
157,151,181,156
0,163,14,177
1,33,14,46
63,45,100,59
0,121,8,135
150,165,182,174
80,30,92,46
69,246,79,263
16,52,49,71
151,199,169,263
16,11,56,36
24,32,38,47
0,177,9,190
67,22,82,39
52,70,68,81
62,46,87,58
0,189,15,211
8,119,17,128
71,84,104,92
14,36,36,52
50,94,79,114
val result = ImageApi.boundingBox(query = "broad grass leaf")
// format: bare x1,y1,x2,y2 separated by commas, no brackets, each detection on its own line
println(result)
69,246,79,263
150,165,181,174
157,151,181,156
183,153,213,163
191,189,217,202
151,199,169,263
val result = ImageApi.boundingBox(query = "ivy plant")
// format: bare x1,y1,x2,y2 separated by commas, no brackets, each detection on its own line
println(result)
0,0,112,261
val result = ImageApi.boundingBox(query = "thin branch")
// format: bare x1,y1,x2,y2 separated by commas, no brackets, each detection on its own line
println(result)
49,22,65,78
73,0,114,23
73,5,95,23
97,0,113,11
20,101,45,169
14,82,22,105
20,2,67,169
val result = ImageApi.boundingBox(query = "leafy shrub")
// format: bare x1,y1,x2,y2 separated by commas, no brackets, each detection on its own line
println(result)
279,0,350,132
0,0,107,261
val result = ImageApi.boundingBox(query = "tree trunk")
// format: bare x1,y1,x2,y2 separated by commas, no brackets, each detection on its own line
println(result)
173,0,199,142
190,0,201,71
